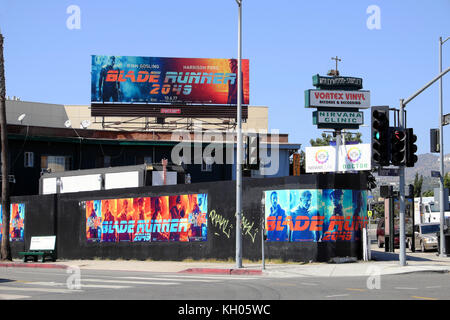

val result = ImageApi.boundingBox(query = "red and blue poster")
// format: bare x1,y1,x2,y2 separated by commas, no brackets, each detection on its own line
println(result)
0,203,25,242
264,189,368,242
86,194,207,243
91,55,250,105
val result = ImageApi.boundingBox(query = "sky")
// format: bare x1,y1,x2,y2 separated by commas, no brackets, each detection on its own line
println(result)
0,0,449,155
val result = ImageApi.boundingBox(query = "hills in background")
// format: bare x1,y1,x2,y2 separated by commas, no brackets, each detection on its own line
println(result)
374,153,450,195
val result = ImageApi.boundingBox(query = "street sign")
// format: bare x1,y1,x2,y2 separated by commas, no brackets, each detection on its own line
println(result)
443,113,450,126
313,110,363,129
378,167,399,176
431,170,441,178
293,153,301,176
312,74,363,90
367,210,373,218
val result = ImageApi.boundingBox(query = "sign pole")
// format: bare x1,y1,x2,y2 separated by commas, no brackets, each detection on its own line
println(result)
335,129,341,172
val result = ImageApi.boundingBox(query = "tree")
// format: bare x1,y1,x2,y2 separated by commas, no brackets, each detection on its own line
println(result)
422,190,434,197
413,173,423,197
310,133,333,147
310,132,362,147
444,172,450,189
0,32,11,261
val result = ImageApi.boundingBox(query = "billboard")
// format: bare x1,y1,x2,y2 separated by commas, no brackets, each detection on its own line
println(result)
264,189,368,242
85,194,207,242
91,55,250,105
305,144,371,173
0,203,25,242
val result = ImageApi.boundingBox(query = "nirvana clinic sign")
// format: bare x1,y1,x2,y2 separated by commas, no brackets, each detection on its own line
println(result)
313,110,364,125
305,89,371,109
305,144,371,173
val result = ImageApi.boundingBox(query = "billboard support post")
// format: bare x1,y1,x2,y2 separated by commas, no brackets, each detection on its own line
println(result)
235,0,243,269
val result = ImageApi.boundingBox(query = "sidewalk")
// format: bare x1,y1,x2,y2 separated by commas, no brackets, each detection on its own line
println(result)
2,246,449,278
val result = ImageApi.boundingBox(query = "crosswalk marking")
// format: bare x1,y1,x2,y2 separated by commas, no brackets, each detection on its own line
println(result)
28,281,130,289
325,294,349,298
0,285,77,294
82,278,179,286
0,293,31,300
165,275,258,280
118,276,221,283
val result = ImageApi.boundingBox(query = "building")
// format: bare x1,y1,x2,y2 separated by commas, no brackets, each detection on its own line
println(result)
5,99,300,196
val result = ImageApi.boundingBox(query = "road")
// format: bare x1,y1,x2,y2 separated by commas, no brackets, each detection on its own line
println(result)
0,267,449,300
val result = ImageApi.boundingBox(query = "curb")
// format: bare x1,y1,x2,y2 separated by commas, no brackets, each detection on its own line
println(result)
179,268,263,275
0,262,69,270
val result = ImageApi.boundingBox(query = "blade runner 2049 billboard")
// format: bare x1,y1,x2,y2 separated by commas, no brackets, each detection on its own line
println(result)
91,55,250,105
85,194,207,243
264,189,368,242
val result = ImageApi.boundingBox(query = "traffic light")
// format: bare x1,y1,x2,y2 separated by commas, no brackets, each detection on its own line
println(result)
430,128,439,153
406,128,418,167
245,133,260,170
390,128,406,166
371,106,390,166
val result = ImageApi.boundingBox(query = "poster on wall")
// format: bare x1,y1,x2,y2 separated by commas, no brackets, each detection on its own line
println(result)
85,194,207,243
0,203,25,242
91,55,250,105
264,189,367,242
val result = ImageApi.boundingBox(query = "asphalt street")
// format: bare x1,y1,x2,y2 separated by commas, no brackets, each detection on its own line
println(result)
0,266,448,300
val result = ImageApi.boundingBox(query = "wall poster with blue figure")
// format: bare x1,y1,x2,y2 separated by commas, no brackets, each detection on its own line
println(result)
264,189,367,242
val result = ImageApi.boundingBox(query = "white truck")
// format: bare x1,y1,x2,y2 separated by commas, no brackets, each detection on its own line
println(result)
414,197,450,224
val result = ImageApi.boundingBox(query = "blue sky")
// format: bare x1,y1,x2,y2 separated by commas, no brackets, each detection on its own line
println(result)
0,0,449,155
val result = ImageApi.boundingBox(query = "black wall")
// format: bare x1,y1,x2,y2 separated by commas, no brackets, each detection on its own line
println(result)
10,173,367,262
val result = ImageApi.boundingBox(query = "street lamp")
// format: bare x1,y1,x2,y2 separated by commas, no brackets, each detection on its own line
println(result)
438,36,449,257
235,0,243,269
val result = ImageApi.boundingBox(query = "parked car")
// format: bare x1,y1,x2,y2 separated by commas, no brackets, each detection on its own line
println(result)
408,223,440,252
376,219,399,248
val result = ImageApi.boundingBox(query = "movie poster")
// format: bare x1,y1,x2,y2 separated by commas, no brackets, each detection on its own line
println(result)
0,203,25,242
91,56,250,105
86,194,207,243
264,189,367,242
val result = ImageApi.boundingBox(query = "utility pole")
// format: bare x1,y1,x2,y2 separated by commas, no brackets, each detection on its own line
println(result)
0,31,12,261
438,36,449,257
399,100,406,266
398,66,450,266
235,0,243,268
